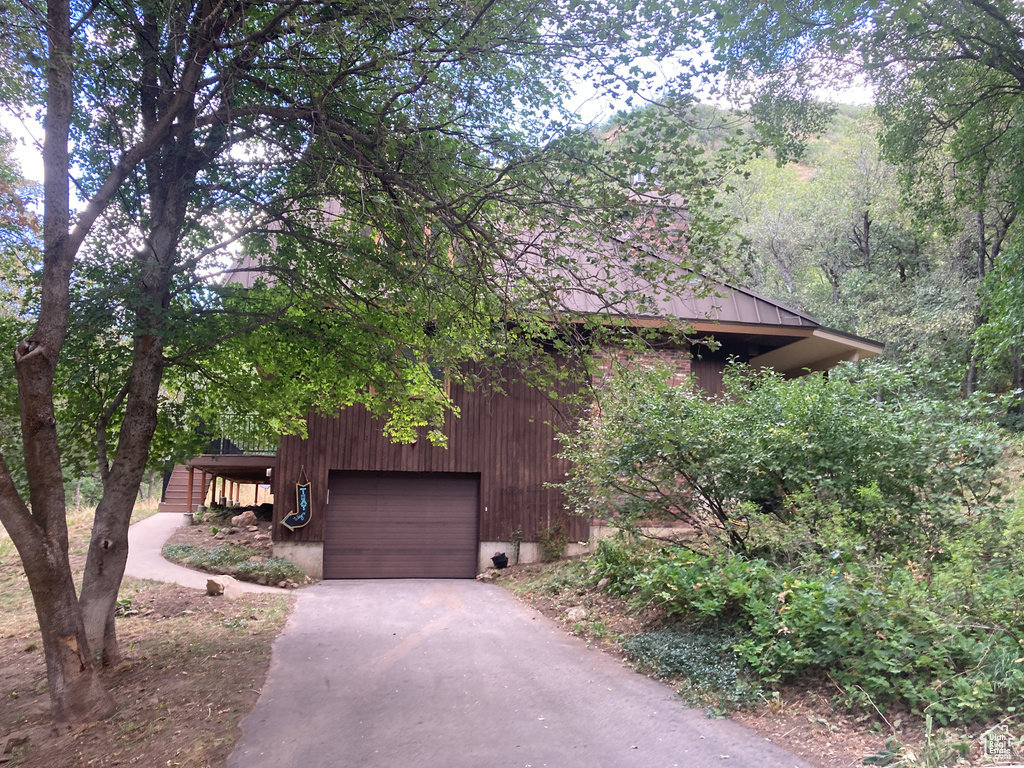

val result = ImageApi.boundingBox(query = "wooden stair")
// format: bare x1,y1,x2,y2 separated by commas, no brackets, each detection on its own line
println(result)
158,464,211,514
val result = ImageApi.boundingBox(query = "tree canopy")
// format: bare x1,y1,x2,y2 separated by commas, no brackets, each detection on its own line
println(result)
0,0,752,725
697,0,1023,401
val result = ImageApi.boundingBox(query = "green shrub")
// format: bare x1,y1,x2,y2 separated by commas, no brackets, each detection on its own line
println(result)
562,362,1005,555
592,538,1024,725
162,543,306,584
624,625,758,711
538,521,567,562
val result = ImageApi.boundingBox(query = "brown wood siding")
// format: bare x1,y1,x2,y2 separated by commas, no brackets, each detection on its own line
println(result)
273,363,584,545
324,472,479,578
692,357,727,399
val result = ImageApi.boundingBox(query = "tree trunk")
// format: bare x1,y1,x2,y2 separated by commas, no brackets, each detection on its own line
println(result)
79,335,165,662
0,457,117,723
27,537,116,722
78,125,195,661
0,0,117,724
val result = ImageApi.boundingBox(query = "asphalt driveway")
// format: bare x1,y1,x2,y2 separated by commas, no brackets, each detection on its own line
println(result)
228,580,808,768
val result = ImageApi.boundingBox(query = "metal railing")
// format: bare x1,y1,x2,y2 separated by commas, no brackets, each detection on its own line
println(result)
204,413,277,456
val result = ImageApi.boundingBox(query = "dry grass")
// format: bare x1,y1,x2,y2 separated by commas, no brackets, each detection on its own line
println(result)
0,500,292,768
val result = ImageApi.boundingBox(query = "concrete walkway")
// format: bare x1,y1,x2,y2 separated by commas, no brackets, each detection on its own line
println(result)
125,512,286,594
229,580,809,768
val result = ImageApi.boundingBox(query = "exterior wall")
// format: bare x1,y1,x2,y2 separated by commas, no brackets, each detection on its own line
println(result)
273,541,324,580
591,342,692,387
273,362,585,548
272,340,735,572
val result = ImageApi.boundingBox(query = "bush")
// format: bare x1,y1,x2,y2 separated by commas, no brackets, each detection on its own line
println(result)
590,536,1024,725
538,521,567,562
562,361,1005,555
162,543,306,584
624,625,758,710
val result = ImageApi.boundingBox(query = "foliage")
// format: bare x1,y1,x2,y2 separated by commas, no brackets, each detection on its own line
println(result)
702,0,1024,394
623,625,758,711
161,543,307,585
565,359,1019,724
562,362,1005,554
538,521,568,563
720,110,978,380
590,530,1024,725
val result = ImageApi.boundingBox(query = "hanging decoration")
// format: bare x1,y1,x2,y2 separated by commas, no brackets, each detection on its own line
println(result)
281,466,312,531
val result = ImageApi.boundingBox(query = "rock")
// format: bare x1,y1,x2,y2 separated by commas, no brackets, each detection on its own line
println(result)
246,525,259,532
566,606,587,622
476,570,496,582
232,510,258,528
3,734,28,754
596,577,610,589
206,575,244,599
214,532,225,540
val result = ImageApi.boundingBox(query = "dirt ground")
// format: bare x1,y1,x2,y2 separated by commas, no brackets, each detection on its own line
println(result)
490,562,1005,768
0,511,291,768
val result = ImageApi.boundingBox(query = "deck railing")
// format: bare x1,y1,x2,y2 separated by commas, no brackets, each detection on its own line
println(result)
204,413,277,456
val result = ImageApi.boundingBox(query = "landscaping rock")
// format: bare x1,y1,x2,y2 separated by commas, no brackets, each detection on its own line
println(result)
232,510,258,528
206,575,244,599
476,570,496,582
566,607,587,622
3,734,28,754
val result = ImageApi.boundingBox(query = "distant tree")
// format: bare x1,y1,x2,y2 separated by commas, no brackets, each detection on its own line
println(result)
702,0,1023,394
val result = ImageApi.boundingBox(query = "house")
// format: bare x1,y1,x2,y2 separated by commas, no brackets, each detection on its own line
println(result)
164,271,882,580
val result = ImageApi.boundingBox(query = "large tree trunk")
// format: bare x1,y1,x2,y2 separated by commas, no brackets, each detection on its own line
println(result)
0,0,118,724
0,459,116,724
22,529,115,722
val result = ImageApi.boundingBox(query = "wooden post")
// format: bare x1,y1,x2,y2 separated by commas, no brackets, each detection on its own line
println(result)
186,466,195,513
200,471,207,507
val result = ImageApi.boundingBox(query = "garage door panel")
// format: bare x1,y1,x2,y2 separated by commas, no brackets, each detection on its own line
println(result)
324,471,479,579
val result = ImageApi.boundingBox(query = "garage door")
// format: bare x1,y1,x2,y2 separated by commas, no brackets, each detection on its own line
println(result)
324,471,480,579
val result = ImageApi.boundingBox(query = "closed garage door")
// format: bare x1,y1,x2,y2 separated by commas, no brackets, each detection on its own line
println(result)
324,471,480,579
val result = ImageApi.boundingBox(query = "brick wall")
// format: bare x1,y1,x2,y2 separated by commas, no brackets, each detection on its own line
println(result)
592,343,692,387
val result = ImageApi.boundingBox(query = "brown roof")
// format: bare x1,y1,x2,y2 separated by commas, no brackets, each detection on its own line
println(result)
530,237,884,375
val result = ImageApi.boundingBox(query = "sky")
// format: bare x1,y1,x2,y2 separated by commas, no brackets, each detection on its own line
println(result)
3,69,874,190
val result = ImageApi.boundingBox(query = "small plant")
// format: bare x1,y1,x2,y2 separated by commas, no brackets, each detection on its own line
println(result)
114,597,137,616
511,529,523,565
162,543,307,584
624,625,758,711
538,522,567,562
